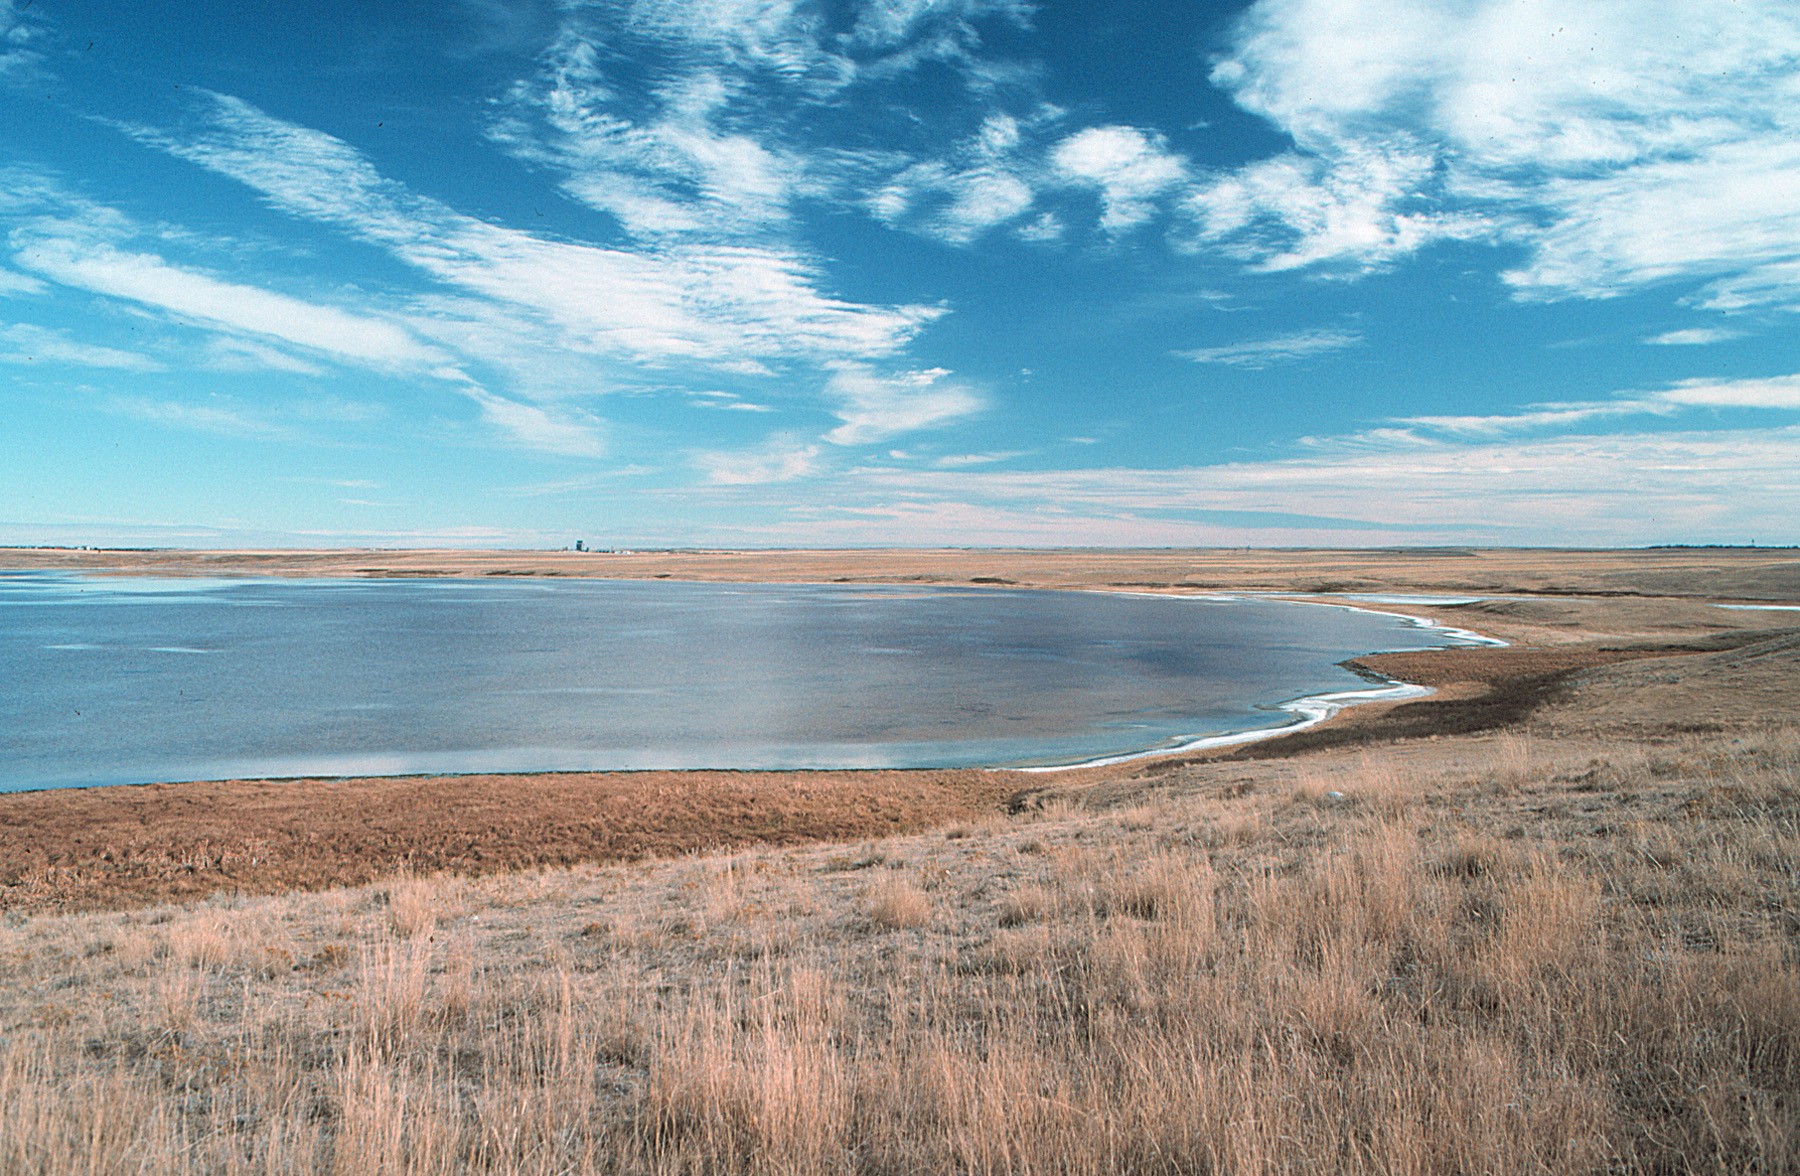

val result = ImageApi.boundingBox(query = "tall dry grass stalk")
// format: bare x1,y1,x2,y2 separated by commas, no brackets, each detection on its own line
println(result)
1,727,1795,1173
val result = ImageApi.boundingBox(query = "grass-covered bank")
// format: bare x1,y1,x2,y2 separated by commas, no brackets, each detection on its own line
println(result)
3,726,1794,1173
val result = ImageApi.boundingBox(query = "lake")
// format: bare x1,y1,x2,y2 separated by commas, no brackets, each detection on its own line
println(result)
0,574,1480,790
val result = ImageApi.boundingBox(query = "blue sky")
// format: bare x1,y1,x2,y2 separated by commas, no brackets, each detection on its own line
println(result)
2,0,1796,548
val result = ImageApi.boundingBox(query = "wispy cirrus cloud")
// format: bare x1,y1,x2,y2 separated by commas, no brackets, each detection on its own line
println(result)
461,387,606,458
656,423,1800,547
132,94,941,370
0,323,163,371
97,394,289,439
13,231,446,372
0,265,44,295
1645,328,1745,347
1381,373,1800,439
1658,373,1800,411
77,91,989,461
824,365,984,446
1175,327,1361,369
0,0,43,80
694,436,822,485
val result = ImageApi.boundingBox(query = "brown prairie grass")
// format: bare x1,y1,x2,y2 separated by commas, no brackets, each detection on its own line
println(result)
0,727,1795,1173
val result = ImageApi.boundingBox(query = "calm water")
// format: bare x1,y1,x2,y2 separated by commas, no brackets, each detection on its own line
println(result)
0,574,1470,790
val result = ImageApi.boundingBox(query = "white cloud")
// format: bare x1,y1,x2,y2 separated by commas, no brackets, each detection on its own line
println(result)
1657,374,1800,411
0,0,43,79
99,394,286,439
872,162,1035,244
687,389,773,413
1175,328,1361,369
1385,373,1800,438
491,0,1037,246
0,265,44,295
694,437,821,485
460,386,607,457
135,94,942,370
1014,211,1063,243
863,109,1057,245
13,233,443,371
1644,327,1745,347
824,365,983,446
1051,126,1185,234
1200,0,1800,302
0,323,163,371
934,450,1027,467
202,338,326,376
809,426,1800,545
1182,143,1486,271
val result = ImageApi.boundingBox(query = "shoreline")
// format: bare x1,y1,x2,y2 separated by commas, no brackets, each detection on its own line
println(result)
1017,592,1510,773
1,576,1503,793
1,548,1794,914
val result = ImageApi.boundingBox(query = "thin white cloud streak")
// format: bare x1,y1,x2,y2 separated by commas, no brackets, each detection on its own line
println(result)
1175,327,1361,369
1388,373,1800,437
99,394,287,439
694,437,821,485
13,233,444,371
1645,328,1744,347
1192,0,1800,305
0,265,44,295
460,387,607,457
824,365,984,446
202,338,326,376
1659,374,1800,411
0,323,163,371
809,427,1800,546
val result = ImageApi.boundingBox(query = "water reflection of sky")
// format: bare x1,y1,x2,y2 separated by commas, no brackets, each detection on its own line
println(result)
0,575,1474,790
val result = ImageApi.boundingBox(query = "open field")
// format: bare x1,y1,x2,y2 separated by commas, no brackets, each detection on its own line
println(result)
8,543,1800,600
0,548,1796,1171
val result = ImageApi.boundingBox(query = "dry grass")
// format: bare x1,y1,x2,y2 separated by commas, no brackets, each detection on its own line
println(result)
1,726,1795,1173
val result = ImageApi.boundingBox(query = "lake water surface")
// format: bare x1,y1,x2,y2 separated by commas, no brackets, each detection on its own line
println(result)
0,574,1478,790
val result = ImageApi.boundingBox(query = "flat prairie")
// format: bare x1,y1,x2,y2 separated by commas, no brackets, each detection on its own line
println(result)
0,547,1794,1173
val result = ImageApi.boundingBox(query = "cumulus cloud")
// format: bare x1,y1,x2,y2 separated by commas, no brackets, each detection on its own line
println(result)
1175,327,1361,369
1194,0,1800,302
490,0,1036,244
1051,126,1186,234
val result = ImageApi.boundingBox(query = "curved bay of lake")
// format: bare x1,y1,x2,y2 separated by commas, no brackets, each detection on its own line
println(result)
0,574,1478,791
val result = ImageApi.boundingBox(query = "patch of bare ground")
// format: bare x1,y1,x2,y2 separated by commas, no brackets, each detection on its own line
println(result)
0,769,1019,915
